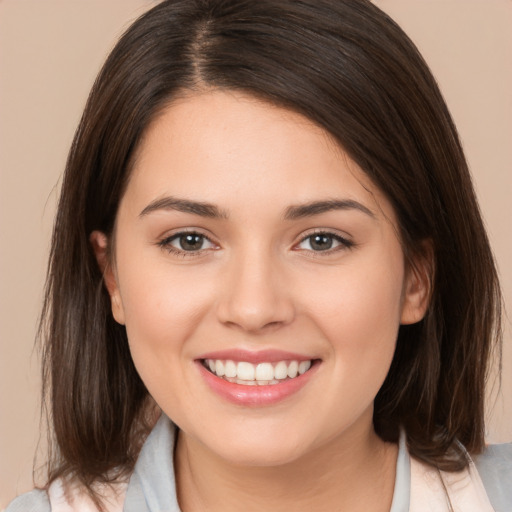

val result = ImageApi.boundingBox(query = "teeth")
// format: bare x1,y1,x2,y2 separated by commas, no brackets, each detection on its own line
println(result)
215,360,225,377
287,360,299,378
298,360,311,374
224,360,237,378
204,358,314,384
236,378,256,385
255,362,274,380
237,362,255,380
274,361,288,380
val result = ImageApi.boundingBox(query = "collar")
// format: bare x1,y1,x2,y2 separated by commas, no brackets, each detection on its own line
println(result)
123,414,412,512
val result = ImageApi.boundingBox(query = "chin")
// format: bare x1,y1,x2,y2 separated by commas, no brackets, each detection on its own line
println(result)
217,440,306,468
195,420,315,467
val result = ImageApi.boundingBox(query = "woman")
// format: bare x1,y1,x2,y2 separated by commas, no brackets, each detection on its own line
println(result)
7,0,511,511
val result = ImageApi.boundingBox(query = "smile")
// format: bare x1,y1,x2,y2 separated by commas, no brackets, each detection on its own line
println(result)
196,350,320,406
202,359,313,385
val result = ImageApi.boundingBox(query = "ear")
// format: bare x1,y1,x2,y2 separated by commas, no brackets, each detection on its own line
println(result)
400,241,434,325
89,230,126,325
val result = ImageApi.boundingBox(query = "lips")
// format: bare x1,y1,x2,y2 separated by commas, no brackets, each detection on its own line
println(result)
196,350,319,406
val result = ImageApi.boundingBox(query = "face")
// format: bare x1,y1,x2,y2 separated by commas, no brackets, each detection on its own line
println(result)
93,90,428,467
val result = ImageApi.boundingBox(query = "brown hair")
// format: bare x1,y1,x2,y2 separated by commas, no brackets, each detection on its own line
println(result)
40,0,502,498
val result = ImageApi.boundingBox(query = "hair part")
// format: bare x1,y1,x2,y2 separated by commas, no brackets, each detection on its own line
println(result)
40,0,502,504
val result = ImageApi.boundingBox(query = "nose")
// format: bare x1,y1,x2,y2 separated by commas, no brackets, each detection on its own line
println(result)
216,248,295,333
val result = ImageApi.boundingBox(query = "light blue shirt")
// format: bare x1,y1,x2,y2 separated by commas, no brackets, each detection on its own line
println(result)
6,414,512,511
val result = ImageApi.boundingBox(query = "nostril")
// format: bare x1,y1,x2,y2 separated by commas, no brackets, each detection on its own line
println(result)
222,318,289,334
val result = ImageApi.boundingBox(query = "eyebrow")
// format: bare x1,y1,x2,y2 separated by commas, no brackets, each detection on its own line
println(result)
283,199,375,220
139,196,375,221
139,196,229,219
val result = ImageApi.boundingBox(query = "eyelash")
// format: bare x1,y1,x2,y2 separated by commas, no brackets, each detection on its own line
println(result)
157,230,217,258
295,230,355,255
157,229,354,258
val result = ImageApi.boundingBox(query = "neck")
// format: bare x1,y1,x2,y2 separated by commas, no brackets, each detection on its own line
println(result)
175,413,398,512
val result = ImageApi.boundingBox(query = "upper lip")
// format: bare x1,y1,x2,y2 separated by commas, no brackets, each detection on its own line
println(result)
196,349,316,364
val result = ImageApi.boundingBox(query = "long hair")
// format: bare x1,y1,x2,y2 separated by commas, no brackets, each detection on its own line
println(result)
40,0,502,499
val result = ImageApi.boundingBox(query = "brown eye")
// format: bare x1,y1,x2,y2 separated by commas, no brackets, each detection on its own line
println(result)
158,231,216,255
177,233,206,251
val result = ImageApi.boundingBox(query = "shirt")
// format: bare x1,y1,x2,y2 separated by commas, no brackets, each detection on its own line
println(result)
6,414,512,511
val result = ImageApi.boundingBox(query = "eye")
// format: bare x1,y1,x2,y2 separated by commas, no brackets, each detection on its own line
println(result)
158,231,217,255
296,232,353,253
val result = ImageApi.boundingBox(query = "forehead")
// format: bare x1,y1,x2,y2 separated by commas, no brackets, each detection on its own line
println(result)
124,90,394,222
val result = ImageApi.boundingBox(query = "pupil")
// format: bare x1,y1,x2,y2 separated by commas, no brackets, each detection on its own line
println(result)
311,234,332,251
180,234,203,251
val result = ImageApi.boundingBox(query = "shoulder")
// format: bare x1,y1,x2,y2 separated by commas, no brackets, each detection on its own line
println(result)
474,442,512,512
47,476,126,512
4,478,127,512
5,489,50,512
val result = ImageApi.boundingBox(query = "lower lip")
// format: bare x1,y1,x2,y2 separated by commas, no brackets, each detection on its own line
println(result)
197,361,319,406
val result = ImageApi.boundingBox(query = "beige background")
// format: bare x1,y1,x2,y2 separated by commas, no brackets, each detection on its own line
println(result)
0,0,510,508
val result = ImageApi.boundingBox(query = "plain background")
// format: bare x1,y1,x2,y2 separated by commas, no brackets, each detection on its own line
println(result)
0,0,510,508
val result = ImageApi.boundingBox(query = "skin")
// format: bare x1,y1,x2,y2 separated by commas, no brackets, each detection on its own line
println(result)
92,90,430,511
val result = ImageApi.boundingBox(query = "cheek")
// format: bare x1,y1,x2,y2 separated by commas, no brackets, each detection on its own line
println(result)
119,252,213,339
298,251,405,382
114,248,216,394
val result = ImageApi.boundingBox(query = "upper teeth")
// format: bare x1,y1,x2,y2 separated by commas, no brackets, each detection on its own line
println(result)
205,359,312,385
